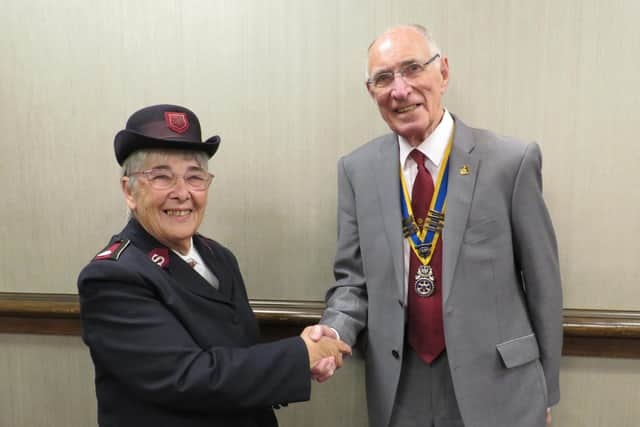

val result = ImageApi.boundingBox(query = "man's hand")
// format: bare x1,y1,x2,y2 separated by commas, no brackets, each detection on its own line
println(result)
306,324,341,381
300,325,351,382
307,324,338,341
310,356,337,383
546,408,552,425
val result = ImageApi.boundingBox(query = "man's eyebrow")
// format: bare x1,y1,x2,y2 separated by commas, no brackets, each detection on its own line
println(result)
372,59,421,75
399,58,421,66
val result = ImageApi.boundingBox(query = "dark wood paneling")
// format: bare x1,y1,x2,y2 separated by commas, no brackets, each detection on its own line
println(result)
1,292,639,358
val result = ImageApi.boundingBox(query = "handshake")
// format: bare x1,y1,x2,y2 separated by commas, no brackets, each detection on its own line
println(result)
300,325,352,383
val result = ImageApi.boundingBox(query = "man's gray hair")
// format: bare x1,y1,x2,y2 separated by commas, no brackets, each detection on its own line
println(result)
407,24,440,55
365,24,442,80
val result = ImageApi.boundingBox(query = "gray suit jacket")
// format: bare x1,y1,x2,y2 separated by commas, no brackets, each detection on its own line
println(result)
321,115,562,427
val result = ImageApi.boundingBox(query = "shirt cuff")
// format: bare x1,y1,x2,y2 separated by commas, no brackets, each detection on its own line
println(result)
330,327,341,341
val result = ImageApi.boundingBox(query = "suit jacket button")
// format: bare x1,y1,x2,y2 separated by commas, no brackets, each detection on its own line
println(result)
391,350,400,359
232,315,240,324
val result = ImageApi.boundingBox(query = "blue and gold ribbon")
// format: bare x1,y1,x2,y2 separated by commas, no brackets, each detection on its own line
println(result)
399,127,454,265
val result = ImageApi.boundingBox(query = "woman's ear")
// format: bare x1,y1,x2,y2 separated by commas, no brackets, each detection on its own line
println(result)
121,177,137,211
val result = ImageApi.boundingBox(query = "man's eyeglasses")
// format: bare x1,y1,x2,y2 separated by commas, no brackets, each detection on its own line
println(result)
128,168,214,191
367,53,441,89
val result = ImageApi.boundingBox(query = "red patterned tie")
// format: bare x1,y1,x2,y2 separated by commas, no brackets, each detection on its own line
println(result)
407,150,445,364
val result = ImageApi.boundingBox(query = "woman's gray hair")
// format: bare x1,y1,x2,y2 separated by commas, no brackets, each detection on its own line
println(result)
121,149,209,192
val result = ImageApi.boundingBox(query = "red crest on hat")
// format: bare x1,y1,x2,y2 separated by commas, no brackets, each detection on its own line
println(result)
164,112,190,134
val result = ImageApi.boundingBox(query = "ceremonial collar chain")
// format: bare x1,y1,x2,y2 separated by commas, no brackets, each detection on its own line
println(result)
399,125,454,266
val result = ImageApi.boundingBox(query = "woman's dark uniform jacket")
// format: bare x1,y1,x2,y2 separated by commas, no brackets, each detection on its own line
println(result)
78,219,310,426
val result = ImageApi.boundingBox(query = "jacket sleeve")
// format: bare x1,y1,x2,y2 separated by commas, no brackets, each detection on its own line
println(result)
320,156,369,347
511,142,563,406
78,261,311,413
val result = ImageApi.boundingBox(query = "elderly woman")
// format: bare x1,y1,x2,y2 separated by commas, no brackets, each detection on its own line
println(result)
78,104,350,427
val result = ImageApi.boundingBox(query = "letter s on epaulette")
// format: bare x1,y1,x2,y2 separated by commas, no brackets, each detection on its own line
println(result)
94,240,131,261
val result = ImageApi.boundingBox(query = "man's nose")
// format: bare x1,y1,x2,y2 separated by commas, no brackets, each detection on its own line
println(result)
389,74,412,99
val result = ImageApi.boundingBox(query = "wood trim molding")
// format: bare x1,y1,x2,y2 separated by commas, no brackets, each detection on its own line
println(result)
1,292,639,358
562,309,640,358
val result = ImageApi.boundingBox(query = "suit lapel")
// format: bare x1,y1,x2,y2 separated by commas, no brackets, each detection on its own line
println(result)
121,220,231,305
194,235,234,301
167,250,232,304
373,135,405,303
442,117,479,304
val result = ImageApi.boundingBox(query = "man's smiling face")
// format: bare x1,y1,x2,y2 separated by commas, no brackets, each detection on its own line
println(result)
367,26,449,146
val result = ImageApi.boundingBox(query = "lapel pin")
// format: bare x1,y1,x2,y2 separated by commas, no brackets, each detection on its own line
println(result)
459,165,470,175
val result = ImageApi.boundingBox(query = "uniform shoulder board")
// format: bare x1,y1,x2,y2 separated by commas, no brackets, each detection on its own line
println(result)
94,240,131,261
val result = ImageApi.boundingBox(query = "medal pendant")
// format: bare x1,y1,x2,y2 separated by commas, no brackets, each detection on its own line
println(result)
417,244,431,258
414,264,435,297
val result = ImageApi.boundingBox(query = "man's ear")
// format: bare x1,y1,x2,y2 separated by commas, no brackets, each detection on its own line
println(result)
366,81,376,99
121,177,136,211
439,56,450,93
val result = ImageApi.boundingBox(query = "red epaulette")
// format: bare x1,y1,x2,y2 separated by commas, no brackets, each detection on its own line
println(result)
94,240,131,261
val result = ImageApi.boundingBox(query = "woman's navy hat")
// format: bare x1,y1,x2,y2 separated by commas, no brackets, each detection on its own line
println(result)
114,104,221,165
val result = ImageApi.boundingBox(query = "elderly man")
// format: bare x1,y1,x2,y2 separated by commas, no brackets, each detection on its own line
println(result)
313,25,563,427
78,104,350,427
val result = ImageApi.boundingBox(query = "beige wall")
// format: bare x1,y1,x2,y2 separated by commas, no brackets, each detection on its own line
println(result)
2,0,639,308
1,0,640,426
